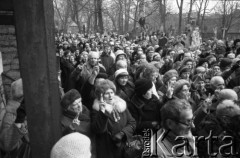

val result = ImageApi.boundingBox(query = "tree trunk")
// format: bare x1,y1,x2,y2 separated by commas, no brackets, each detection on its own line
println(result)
118,0,124,34
63,0,71,32
133,1,139,31
98,0,104,34
200,0,209,31
159,0,166,32
124,0,130,33
187,0,194,24
87,13,92,34
196,0,203,26
178,0,184,35
94,0,98,33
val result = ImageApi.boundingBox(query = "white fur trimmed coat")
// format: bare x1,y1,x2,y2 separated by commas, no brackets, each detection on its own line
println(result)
91,95,136,158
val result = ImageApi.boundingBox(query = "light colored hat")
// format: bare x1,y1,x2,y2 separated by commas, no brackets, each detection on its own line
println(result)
11,78,23,100
115,69,129,79
218,89,238,101
50,133,91,158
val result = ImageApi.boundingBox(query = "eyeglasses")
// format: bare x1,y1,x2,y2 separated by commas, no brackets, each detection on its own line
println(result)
172,117,195,127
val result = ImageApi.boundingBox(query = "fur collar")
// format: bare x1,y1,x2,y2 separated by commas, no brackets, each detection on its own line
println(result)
92,95,126,113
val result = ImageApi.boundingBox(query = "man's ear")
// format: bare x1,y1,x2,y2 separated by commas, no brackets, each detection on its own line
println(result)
166,119,175,130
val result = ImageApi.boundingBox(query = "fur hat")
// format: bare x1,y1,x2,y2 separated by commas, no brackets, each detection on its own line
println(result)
115,69,129,79
50,132,91,158
135,79,153,96
220,58,232,70
182,57,194,66
163,69,178,84
173,79,190,95
218,89,238,101
216,100,240,117
179,66,191,76
197,58,208,67
115,50,127,59
195,66,206,74
61,89,81,109
95,79,116,98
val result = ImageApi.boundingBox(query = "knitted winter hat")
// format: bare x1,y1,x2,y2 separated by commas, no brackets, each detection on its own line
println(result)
115,69,129,79
195,66,206,74
61,89,81,109
173,79,190,95
218,89,238,101
197,58,208,67
95,79,116,98
50,132,91,158
163,69,178,84
182,57,194,66
220,58,232,70
115,50,127,59
135,79,153,96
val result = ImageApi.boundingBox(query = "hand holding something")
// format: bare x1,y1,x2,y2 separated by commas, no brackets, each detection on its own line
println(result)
166,82,174,98
202,93,213,113
92,66,100,76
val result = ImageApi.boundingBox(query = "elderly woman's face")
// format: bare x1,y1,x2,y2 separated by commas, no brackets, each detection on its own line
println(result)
103,88,115,104
178,85,190,100
149,72,159,83
181,72,190,80
186,61,193,69
118,76,129,86
168,77,177,86
69,98,82,114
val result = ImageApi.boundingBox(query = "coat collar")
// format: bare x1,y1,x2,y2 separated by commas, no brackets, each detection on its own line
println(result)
92,95,127,113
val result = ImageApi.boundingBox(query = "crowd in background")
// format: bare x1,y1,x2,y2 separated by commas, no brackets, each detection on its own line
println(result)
1,30,240,158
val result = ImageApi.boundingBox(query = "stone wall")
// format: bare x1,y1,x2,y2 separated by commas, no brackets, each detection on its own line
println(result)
0,25,20,101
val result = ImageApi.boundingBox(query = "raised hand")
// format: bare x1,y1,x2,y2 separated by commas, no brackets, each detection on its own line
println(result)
92,65,100,76
166,81,174,98
202,93,213,113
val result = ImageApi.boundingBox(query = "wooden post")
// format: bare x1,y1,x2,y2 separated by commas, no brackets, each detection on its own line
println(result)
13,0,61,157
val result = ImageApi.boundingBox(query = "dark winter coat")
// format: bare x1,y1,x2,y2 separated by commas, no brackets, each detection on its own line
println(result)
80,80,96,111
61,105,91,137
100,53,115,75
129,94,162,134
91,96,136,158
60,58,75,92
115,81,135,107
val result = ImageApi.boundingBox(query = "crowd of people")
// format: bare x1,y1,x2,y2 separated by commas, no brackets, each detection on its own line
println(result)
1,30,240,158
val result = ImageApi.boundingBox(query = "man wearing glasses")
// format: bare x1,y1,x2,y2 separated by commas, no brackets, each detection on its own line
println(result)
153,99,196,157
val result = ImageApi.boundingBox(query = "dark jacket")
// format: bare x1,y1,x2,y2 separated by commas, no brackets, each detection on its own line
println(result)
0,100,31,158
91,96,136,158
100,53,115,75
115,81,135,107
60,58,75,92
129,94,162,134
61,105,91,137
80,80,96,111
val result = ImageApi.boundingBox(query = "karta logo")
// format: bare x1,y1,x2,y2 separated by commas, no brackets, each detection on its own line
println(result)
155,129,240,157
